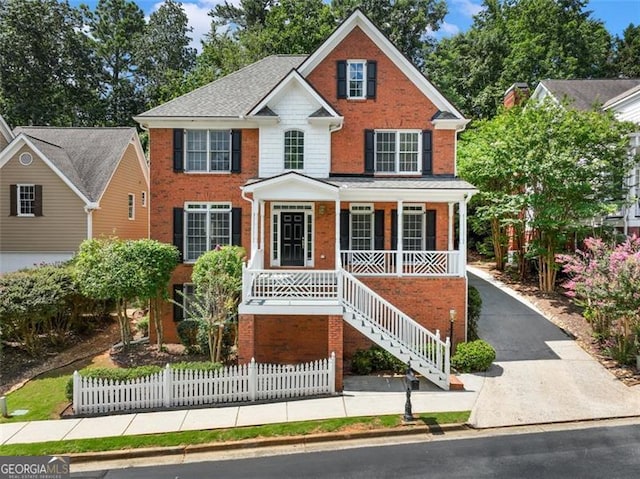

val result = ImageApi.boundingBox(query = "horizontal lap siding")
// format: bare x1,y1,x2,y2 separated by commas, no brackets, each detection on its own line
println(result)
0,145,86,252
93,143,149,240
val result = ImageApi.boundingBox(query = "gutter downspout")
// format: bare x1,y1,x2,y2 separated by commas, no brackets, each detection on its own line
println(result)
84,202,99,239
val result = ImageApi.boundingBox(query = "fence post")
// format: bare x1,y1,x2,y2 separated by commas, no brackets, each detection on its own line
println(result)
249,358,257,401
163,364,172,408
329,352,336,394
73,371,81,415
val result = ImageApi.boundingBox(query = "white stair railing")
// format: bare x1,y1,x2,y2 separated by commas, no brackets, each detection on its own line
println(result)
341,269,450,388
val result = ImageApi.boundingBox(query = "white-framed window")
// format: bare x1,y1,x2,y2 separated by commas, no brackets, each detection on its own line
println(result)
347,60,366,99
184,202,232,262
284,130,304,170
128,193,135,220
17,184,36,216
403,205,425,251
185,130,231,172
375,130,420,173
350,204,373,250
141,191,147,207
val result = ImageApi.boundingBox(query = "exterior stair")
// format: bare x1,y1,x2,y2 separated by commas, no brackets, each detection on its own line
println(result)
340,269,451,390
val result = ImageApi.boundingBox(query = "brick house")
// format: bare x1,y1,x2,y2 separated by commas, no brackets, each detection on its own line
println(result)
135,10,476,390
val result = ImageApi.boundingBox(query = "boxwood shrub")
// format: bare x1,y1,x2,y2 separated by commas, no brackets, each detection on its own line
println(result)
451,339,496,373
467,286,482,341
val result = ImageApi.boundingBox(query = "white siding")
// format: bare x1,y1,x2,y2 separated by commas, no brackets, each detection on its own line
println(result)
259,83,331,178
615,95,640,125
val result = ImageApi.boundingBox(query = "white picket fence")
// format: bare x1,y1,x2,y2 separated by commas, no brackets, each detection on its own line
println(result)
72,353,336,415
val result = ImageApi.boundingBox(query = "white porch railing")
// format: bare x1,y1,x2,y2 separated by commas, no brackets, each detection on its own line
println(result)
341,250,462,276
341,270,450,388
244,269,339,301
73,354,336,415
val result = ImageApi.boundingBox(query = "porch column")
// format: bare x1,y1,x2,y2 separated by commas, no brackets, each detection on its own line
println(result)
458,197,467,277
396,200,403,276
335,199,341,269
259,200,265,252
250,197,259,257
448,202,454,251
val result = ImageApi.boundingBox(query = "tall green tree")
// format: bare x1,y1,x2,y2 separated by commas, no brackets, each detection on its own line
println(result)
459,100,636,291
0,0,101,126
85,0,145,125
135,0,196,108
610,24,640,78
425,0,612,118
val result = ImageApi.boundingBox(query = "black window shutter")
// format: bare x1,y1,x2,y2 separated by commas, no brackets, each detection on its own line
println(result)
426,209,436,250
9,184,17,216
340,209,349,250
173,284,184,322
391,209,398,250
366,60,377,99
232,207,242,246
231,130,242,173
173,207,184,262
374,210,384,250
422,130,432,175
34,185,43,216
173,129,184,172
337,60,347,99
364,129,375,174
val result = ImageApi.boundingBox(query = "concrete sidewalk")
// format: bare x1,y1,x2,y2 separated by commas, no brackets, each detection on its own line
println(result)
0,375,483,446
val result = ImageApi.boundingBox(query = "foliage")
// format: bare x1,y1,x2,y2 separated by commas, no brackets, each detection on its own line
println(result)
459,99,637,291
350,346,406,375
610,24,640,78
0,264,109,354
0,0,102,126
451,339,496,372
467,286,482,341
189,246,246,363
424,0,612,118
559,236,640,346
170,361,223,371
136,315,149,337
176,319,201,352
604,335,637,366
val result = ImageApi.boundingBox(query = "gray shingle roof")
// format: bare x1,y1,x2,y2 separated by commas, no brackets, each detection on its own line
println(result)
326,176,476,190
542,79,640,111
13,127,136,202
137,55,307,118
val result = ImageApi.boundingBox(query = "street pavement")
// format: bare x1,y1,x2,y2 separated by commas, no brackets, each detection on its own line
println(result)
468,266,640,428
2,266,640,445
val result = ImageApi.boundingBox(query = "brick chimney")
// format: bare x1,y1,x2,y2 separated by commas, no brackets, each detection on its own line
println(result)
503,83,530,108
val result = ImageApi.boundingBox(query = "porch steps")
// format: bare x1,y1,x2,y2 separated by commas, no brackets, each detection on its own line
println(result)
343,310,449,389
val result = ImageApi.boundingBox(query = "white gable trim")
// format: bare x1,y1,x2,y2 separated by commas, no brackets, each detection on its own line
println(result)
603,85,640,112
529,82,561,106
0,134,94,207
248,69,342,120
242,172,339,200
298,9,465,120
0,114,14,144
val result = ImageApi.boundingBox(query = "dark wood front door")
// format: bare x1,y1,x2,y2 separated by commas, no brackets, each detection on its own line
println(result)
280,212,305,266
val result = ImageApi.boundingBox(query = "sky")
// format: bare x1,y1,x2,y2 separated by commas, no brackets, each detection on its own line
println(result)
70,0,640,52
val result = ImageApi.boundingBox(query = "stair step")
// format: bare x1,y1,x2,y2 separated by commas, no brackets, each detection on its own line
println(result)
449,375,464,391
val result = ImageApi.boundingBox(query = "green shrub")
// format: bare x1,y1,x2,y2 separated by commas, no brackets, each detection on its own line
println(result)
137,316,149,337
171,361,222,371
467,286,482,341
451,340,496,372
605,335,636,366
350,346,405,375
176,319,200,352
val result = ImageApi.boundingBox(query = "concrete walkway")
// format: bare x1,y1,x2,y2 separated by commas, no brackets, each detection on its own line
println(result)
468,266,640,428
0,375,483,446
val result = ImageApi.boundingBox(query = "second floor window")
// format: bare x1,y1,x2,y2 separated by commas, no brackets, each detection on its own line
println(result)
348,61,366,98
186,130,230,172
184,203,232,261
375,131,420,173
284,130,304,170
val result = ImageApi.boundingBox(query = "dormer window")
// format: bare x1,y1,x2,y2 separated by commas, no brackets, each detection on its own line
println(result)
284,130,304,170
337,60,377,100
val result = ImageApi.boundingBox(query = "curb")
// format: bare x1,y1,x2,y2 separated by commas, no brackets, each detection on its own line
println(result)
69,422,468,464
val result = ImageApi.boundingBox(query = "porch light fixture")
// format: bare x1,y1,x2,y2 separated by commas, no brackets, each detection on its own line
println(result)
318,205,326,215
449,309,456,353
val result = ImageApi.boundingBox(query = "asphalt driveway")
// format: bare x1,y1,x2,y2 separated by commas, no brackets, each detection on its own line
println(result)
467,266,640,428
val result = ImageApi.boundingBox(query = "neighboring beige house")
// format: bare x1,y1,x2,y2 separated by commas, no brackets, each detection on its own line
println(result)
0,115,149,273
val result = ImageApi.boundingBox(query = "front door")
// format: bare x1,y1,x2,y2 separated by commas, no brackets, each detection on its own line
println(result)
280,212,305,266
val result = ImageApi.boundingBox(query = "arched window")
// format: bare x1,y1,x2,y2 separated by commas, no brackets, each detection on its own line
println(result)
284,130,304,170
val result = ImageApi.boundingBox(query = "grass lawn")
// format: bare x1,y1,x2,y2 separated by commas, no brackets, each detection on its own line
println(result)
0,411,470,456
0,373,70,423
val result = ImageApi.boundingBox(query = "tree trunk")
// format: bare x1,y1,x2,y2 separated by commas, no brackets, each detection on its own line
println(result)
491,218,506,271
152,293,163,348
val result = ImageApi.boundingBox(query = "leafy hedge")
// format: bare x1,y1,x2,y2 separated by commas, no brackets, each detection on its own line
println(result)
351,346,406,375
451,339,496,372
66,362,223,400
467,286,483,341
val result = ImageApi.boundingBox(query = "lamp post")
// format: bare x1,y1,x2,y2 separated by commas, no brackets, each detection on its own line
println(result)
449,308,456,353
403,362,419,422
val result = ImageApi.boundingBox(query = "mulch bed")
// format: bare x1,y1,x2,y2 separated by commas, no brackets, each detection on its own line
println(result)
470,260,640,387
